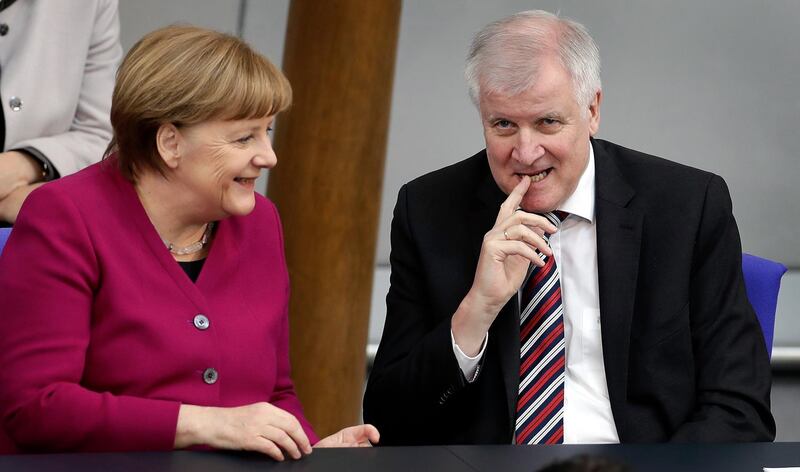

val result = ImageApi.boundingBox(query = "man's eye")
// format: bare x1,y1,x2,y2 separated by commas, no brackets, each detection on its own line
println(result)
542,118,559,126
495,120,513,129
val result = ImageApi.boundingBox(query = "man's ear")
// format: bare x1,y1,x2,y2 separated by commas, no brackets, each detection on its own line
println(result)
155,123,182,169
588,89,602,136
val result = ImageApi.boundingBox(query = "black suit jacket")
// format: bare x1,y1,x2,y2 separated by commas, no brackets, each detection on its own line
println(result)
363,138,775,445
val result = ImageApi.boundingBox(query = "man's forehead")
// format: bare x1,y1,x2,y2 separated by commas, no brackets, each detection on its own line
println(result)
479,86,581,122
479,90,568,119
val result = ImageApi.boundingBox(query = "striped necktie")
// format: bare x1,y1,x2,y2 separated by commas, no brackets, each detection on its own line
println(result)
515,210,567,445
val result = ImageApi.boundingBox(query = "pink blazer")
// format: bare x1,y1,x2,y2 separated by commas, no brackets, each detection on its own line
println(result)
0,160,317,452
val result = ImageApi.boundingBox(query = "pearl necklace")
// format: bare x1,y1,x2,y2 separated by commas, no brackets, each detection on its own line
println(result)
164,222,215,256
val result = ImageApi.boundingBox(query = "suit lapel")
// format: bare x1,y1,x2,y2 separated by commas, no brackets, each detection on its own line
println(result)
474,154,521,436
593,139,642,438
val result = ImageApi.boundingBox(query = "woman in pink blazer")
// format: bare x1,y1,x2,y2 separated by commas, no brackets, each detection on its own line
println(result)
0,25,378,459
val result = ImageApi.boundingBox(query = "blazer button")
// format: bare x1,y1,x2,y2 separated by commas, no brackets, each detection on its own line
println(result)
0,24,8,36
193,314,210,330
9,96,22,111
203,368,218,384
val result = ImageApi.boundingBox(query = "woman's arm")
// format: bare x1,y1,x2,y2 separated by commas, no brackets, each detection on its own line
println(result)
0,186,180,452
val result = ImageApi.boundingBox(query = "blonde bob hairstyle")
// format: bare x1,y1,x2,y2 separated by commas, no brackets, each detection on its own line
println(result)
106,25,292,182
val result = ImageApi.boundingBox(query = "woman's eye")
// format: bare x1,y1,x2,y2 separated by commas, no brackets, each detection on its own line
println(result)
236,135,253,144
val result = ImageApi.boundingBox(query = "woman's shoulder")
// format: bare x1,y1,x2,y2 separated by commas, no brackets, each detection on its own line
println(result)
31,160,121,204
22,161,119,218
253,192,278,214
243,193,281,227
223,193,284,244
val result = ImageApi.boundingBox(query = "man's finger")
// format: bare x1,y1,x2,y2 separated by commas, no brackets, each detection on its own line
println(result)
503,211,558,236
495,176,531,224
501,225,552,257
492,240,546,267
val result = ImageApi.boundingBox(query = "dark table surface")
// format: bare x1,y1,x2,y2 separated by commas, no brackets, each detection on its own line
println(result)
2,443,799,471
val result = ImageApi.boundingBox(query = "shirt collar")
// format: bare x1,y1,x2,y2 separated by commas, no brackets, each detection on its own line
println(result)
557,141,595,223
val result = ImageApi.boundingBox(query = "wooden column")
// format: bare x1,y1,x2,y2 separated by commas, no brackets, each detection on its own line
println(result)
267,0,401,437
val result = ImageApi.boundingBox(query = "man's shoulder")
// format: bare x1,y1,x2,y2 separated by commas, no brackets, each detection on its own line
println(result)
594,138,718,194
392,150,498,232
403,150,490,198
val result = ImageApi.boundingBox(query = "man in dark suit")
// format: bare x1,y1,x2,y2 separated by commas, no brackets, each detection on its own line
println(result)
363,10,774,445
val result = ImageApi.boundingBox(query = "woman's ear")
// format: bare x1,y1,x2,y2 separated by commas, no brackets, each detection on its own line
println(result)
156,123,182,169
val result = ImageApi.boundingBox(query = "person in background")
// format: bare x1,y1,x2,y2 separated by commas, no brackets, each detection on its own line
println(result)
0,0,121,225
364,10,773,445
0,25,378,459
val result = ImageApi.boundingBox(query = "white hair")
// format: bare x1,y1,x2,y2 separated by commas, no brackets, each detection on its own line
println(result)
465,10,601,109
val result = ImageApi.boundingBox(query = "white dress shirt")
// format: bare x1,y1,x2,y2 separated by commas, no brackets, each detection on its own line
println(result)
452,143,620,443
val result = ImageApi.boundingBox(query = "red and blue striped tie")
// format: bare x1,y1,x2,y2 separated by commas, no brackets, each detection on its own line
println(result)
515,211,567,445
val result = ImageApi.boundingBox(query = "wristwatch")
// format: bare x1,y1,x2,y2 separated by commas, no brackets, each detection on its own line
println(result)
11,147,58,182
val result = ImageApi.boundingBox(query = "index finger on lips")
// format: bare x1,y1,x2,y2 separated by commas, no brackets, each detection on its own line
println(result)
495,176,531,225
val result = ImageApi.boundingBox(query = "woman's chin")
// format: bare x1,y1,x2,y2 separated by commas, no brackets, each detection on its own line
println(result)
222,197,256,218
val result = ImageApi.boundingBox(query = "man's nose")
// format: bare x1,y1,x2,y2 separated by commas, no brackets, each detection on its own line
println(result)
511,130,545,165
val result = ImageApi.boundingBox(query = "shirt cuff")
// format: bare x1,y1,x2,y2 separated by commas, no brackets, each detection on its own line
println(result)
451,330,488,383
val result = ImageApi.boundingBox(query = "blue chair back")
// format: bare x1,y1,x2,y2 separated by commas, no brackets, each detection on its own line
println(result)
0,227,11,255
742,253,787,357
